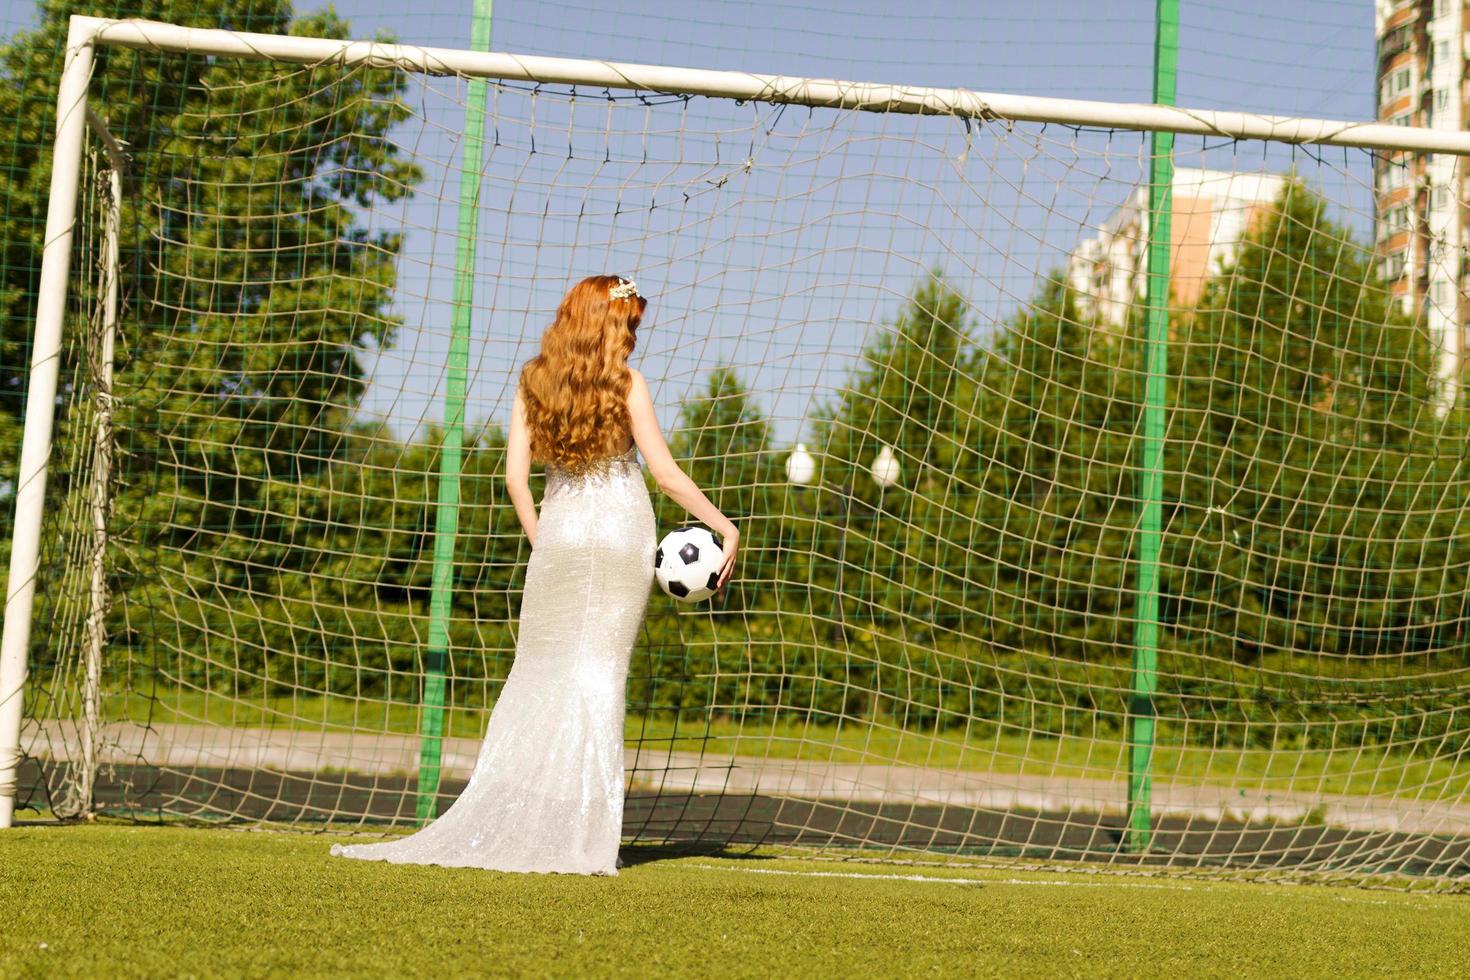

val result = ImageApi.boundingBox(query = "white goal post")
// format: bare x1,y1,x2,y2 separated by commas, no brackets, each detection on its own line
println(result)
4,17,1470,891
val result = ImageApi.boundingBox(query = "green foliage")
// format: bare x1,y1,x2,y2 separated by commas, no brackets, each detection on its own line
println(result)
804,273,976,636
1161,178,1470,660
632,183,1470,753
2,1,429,698
658,365,780,613
3,0,1465,764
958,272,1143,657
0,0,315,506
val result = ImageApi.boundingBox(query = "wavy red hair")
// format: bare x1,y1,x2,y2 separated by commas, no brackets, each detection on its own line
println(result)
518,274,648,473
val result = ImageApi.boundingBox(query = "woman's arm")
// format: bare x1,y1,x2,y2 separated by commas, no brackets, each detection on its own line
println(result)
626,367,740,587
506,385,538,546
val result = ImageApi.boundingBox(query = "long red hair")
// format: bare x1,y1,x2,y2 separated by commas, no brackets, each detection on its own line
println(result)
518,275,648,473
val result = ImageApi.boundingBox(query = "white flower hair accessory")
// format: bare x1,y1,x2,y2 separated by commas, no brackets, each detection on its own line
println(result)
608,276,640,301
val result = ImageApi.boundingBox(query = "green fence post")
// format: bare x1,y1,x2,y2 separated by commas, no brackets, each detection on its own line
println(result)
1128,0,1178,854
416,0,495,825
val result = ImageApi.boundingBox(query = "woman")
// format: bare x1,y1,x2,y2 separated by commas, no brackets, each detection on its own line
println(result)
331,274,739,876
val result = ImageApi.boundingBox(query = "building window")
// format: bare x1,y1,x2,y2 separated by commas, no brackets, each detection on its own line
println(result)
1433,186,1450,211
1392,112,1412,127
1435,41,1450,67
1380,157,1410,192
1433,281,1449,307
1435,88,1450,113
1434,0,1448,19
1383,250,1407,281
1395,67,1412,93
1381,24,1413,60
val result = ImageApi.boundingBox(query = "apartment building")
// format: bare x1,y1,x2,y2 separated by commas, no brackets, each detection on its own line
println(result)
1066,168,1284,328
1376,0,1465,385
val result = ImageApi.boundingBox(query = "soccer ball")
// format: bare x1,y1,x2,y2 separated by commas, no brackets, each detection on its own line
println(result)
654,525,724,602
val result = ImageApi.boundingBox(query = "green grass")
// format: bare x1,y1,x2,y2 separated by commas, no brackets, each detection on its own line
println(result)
2,823,1466,978
102,689,1470,800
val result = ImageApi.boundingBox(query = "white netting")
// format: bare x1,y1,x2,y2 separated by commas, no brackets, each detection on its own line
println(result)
11,23,1469,890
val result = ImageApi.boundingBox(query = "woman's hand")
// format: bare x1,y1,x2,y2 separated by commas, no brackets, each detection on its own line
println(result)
716,527,739,590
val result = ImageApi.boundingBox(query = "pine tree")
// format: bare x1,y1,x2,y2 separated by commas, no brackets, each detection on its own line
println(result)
1161,178,1467,662
944,273,1142,657
808,273,975,636
659,365,776,612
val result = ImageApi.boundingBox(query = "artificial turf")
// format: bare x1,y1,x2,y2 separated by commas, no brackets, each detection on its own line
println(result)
2,823,1468,977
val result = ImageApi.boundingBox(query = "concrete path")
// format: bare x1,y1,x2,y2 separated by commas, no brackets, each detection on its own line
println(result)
26,720,1470,836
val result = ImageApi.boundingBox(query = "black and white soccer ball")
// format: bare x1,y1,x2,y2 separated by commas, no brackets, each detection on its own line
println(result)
654,525,723,602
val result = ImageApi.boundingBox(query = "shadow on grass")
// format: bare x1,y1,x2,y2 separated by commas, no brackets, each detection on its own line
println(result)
616,840,782,869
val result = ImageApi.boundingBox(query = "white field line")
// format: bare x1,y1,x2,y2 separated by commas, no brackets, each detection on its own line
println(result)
682,863,1432,906
683,863,1186,889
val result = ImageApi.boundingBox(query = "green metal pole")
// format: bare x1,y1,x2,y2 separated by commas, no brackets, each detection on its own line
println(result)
416,0,495,825
1128,0,1178,854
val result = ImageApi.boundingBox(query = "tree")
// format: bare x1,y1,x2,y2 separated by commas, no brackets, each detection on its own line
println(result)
1,0,329,516
939,272,1142,657
0,0,423,682
658,365,777,614
1160,178,1469,662
807,273,977,638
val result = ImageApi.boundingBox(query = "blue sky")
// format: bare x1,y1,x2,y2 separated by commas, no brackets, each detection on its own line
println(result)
5,1,1385,448
308,0,1375,117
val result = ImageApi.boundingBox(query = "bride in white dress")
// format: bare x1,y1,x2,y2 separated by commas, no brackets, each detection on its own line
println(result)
331,275,739,876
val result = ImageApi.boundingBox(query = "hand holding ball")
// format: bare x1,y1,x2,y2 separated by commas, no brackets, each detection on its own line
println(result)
654,525,724,602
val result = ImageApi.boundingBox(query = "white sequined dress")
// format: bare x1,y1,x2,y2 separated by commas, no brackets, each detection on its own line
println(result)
330,444,655,875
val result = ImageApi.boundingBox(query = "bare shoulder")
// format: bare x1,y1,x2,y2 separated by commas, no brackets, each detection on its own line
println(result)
627,367,650,400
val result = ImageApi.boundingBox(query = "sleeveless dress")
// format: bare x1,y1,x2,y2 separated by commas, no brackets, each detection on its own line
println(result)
330,444,656,875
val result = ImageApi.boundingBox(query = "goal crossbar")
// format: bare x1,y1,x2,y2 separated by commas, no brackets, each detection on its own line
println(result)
63,16,1470,155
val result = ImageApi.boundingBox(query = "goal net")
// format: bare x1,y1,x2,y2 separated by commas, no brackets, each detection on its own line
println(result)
6,15,1469,891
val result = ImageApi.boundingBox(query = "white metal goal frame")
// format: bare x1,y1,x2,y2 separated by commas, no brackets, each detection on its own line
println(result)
4,14,1470,829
